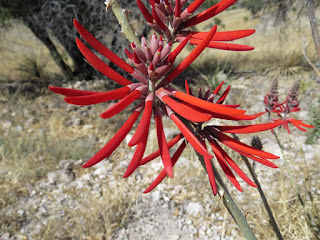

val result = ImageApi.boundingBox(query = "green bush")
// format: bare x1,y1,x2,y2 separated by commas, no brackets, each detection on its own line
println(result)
306,97,320,144
244,0,264,15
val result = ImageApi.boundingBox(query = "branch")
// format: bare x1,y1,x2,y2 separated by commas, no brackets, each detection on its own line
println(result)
106,0,141,47
305,0,320,65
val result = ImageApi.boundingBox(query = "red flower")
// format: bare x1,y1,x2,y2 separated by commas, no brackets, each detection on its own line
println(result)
136,0,255,51
142,81,280,195
263,79,314,133
50,19,252,180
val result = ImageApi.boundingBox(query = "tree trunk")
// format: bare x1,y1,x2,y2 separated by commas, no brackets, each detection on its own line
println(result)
22,16,75,80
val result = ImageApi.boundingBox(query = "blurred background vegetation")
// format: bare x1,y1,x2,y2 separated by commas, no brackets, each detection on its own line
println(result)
0,0,318,83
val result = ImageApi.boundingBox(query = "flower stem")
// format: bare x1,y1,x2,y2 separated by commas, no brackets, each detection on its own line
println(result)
273,131,320,239
107,0,141,47
196,152,257,240
239,147,283,240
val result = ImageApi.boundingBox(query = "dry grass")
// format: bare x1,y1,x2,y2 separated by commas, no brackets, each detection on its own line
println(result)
177,8,318,76
39,184,136,240
1,4,320,240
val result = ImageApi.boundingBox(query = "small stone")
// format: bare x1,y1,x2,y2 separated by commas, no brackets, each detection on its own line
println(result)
0,232,11,240
152,190,162,202
15,125,23,131
186,202,204,217
2,120,12,129
17,209,25,217
169,234,180,240
176,157,189,168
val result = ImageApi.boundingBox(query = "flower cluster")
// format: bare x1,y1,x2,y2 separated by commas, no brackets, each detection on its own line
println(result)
143,81,280,195
263,79,314,133
50,0,282,195
136,0,255,51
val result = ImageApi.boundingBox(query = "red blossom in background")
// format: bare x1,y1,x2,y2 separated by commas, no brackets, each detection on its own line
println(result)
263,79,314,133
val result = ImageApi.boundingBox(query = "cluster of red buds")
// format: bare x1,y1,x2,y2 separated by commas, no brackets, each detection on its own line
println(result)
49,0,286,195
263,79,314,133
137,0,255,51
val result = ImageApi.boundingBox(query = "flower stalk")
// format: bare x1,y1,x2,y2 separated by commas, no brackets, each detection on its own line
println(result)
234,135,283,240
196,152,257,240
105,0,141,47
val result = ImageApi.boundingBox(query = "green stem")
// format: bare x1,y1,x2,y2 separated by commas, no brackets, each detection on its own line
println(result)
240,148,283,240
107,0,141,47
196,153,257,240
273,131,320,239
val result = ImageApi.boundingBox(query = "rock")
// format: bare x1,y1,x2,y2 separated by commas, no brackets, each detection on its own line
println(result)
186,202,204,217
151,190,162,202
0,232,11,240
65,117,82,126
47,169,75,184
57,160,78,171
2,120,12,129
176,157,190,168
15,125,23,131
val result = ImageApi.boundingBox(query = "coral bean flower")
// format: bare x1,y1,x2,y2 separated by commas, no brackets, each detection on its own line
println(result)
135,0,255,51
142,81,281,195
263,79,314,134
50,19,251,179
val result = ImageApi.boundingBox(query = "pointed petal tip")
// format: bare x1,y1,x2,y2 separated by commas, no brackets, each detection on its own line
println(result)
81,162,90,168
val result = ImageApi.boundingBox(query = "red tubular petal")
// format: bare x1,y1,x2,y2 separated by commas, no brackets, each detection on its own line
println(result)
148,0,155,6
289,119,307,132
82,110,141,168
160,94,211,122
163,25,217,85
152,7,169,32
189,30,255,41
189,38,255,51
213,81,224,95
125,48,133,59
140,133,183,165
216,86,230,104
155,114,174,178
173,91,246,116
181,0,238,29
174,0,182,17
76,39,133,86
73,19,134,74
201,140,217,195
100,88,143,119
217,122,282,134
123,120,150,178
48,86,100,97
214,130,279,159
179,102,255,120
143,141,186,193
129,95,154,146
136,0,154,23
169,34,191,61
185,79,190,95
64,86,131,105
289,119,314,129
169,112,213,160
209,140,242,191
213,141,257,187
224,104,240,108
229,146,278,168
186,0,206,14
219,113,255,120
